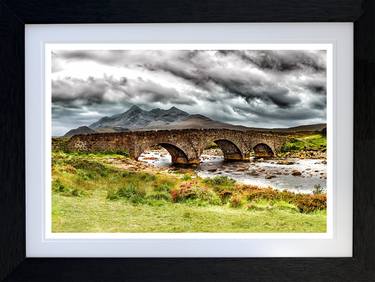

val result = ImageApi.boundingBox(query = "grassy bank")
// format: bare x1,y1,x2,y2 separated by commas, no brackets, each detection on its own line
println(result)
52,151,327,233
278,133,326,158
281,134,326,152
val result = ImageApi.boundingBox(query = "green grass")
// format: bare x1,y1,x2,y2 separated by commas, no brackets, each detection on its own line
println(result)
52,190,326,233
51,151,327,233
281,134,326,152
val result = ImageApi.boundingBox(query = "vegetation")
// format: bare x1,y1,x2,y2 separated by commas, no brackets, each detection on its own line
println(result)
312,184,326,195
52,151,327,233
281,134,326,153
52,137,70,152
204,141,219,150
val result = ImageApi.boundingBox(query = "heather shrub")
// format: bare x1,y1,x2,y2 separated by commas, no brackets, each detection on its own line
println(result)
295,194,327,213
229,194,245,208
241,185,326,213
171,183,221,205
217,189,234,203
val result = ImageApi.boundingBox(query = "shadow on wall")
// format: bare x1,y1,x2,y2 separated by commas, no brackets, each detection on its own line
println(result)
253,143,274,158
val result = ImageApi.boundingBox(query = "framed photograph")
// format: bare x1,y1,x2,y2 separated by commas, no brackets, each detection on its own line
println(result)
1,0,374,281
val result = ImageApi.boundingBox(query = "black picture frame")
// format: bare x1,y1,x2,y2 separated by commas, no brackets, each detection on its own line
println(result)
0,0,374,281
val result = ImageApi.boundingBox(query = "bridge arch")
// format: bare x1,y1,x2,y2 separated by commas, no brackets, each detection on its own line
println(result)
136,142,192,165
204,139,244,161
253,143,274,158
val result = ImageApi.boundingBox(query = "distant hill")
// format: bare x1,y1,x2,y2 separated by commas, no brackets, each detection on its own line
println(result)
64,126,96,137
145,114,249,131
272,123,327,133
63,105,326,137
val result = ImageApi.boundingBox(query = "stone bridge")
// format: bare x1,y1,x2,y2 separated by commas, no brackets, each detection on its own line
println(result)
66,128,290,165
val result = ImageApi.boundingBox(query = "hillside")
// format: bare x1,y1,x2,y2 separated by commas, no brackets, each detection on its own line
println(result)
64,126,96,137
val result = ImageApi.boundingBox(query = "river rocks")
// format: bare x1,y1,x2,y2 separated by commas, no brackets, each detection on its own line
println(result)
236,167,247,172
247,169,259,176
276,160,295,165
142,156,158,161
207,168,217,172
138,148,328,193
202,148,223,157
291,170,302,176
265,175,276,179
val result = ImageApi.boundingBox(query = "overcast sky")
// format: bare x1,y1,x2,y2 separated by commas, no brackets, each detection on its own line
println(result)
52,49,327,136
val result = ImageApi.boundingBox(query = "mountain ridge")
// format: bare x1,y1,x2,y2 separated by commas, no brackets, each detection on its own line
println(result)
64,105,326,137
89,105,189,130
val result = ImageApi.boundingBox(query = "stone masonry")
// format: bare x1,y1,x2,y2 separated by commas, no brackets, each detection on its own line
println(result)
66,128,290,165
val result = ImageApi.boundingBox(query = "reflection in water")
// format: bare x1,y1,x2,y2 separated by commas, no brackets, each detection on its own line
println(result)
139,149,327,194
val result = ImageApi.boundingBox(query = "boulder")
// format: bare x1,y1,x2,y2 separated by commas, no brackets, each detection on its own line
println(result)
247,169,259,176
236,167,247,172
207,168,217,172
291,170,302,176
265,175,276,179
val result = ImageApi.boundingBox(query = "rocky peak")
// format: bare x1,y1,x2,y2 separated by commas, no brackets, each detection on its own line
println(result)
124,105,143,115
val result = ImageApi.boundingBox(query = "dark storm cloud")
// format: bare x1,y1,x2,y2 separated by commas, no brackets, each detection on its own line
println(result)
138,50,326,109
304,83,326,95
218,50,326,73
52,49,327,135
56,50,130,65
205,75,300,109
52,77,108,105
52,76,196,105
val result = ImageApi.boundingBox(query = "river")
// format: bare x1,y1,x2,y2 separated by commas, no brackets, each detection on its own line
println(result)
139,149,327,194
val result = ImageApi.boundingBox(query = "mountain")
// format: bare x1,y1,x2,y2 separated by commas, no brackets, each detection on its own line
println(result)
89,105,189,130
63,105,327,136
64,126,96,137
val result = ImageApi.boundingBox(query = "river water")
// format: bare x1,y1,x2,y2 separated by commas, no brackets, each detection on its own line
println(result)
139,149,327,194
